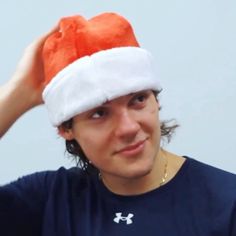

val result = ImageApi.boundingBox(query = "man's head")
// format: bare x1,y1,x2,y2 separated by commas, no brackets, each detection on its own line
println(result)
58,90,178,174
59,90,162,179
41,12,177,174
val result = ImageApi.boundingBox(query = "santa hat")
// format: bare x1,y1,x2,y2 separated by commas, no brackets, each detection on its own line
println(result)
42,12,161,126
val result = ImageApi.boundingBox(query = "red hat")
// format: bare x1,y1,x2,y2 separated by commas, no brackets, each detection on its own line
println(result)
42,13,161,126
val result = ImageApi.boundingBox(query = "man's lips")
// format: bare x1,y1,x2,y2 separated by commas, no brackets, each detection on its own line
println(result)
115,139,147,155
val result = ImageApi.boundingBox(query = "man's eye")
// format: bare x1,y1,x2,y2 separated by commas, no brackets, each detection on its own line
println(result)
132,93,148,105
91,109,107,119
135,95,146,102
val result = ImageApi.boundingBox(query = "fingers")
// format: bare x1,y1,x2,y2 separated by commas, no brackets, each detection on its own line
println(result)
28,24,60,53
39,24,60,45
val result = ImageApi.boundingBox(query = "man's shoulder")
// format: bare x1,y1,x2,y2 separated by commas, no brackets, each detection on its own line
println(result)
185,157,236,199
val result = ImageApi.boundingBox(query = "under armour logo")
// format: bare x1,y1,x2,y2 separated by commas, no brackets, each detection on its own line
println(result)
113,212,134,225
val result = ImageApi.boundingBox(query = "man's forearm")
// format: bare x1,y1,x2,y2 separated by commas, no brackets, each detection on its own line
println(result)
0,81,34,138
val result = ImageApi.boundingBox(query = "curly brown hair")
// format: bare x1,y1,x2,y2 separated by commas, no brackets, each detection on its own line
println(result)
59,91,179,173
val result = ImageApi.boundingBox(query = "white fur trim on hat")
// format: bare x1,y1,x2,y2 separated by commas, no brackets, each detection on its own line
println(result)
42,47,161,126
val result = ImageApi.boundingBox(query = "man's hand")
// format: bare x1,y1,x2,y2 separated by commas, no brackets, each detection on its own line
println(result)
11,25,58,106
0,25,58,137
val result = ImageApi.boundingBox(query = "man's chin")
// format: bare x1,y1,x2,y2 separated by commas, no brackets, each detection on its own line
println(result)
120,166,153,180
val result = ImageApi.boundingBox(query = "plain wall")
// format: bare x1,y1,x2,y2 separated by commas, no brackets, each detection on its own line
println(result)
0,0,235,184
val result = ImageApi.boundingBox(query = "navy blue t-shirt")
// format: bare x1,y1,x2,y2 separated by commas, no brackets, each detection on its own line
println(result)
0,157,236,236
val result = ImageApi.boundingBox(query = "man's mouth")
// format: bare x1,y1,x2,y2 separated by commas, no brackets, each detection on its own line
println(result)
115,139,147,156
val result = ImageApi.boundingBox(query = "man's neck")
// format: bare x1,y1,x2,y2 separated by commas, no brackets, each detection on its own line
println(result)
100,149,170,196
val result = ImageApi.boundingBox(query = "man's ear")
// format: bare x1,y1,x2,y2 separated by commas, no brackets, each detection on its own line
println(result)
58,126,74,140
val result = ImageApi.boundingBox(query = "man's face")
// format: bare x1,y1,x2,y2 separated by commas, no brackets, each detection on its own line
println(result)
68,90,161,181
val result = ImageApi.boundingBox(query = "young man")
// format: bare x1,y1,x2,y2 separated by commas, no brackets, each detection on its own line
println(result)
0,12,236,236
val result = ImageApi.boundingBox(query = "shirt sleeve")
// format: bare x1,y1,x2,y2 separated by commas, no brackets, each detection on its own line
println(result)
230,202,236,236
0,171,52,235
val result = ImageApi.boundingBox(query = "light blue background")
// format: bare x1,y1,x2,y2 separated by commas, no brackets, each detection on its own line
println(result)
0,0,236,184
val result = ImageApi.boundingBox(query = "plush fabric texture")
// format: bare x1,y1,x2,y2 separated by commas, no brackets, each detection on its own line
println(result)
42,13,139,84
42,47,161,126
42,13,161,126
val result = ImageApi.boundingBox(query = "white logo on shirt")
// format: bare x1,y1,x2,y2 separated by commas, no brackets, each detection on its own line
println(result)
113,212,134,225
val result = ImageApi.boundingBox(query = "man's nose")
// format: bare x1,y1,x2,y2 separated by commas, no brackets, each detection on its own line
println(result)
114,110,140,141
